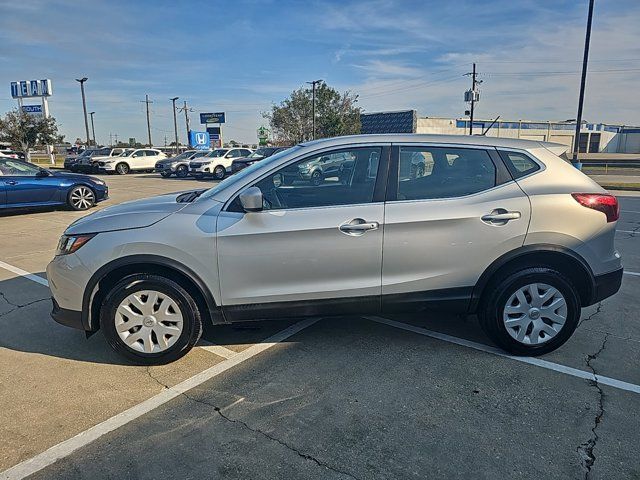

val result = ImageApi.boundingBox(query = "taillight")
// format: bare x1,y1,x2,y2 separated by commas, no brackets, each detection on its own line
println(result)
572,193,619,222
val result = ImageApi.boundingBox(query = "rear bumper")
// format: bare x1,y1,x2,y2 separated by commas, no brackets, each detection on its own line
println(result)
51,297,86,330
588,267,623,305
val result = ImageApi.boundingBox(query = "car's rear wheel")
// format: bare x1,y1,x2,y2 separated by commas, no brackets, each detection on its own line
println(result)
478,267,580,356
176,165,188,178
213,165,226,180
100,274,202,365
115,162,129,175
67,185,95,211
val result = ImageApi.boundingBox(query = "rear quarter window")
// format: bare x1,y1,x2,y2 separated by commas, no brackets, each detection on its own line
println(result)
498,150,541,179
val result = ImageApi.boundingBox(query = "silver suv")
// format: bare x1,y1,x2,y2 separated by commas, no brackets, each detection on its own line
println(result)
47,134,623,364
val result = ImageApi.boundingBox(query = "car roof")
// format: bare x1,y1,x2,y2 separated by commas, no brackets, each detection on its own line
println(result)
298,133,562,151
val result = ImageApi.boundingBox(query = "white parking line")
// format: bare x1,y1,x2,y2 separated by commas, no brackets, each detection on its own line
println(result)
625,271,640,277
197,340,238,359
0,317,320,480
366,316,640,396
0,260,49,287
616,230,639,235
621,210,640,214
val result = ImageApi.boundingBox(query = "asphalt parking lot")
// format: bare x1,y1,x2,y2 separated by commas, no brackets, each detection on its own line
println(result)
1,174,639,480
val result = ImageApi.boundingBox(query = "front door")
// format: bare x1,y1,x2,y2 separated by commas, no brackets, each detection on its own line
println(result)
382,144,531,312
216,145,389,320
0,158,59,206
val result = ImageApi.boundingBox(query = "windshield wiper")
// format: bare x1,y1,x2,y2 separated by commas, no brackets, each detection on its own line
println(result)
176,189,206,203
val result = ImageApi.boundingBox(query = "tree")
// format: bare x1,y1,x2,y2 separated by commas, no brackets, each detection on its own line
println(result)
263,82,361,145
0,109,60,161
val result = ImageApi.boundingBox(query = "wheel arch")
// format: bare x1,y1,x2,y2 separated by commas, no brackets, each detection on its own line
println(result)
470,244,596,312
82,255,224,332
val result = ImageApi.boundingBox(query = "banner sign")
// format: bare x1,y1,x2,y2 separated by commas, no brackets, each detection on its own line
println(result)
189,131,211,150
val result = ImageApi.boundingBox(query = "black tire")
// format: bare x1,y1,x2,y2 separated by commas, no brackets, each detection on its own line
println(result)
115,162,129,175
311,170,323,186
67,185,95,211
160,171,172,178
100,274,203,365
478,267,581,356
213,165,226,180
176,165,188,178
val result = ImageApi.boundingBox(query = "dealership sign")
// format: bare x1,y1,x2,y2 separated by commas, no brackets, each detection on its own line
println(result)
10,79,53,98
200,112,225,124
21,105,43,116
189,131,211,150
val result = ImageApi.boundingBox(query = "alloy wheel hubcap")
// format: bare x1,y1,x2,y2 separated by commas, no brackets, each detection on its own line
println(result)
115,290,183,353
70,187,94,209
503,283,567,345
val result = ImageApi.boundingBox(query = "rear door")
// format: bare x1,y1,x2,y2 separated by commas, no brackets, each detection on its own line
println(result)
216,144,390,319
381,143,530,311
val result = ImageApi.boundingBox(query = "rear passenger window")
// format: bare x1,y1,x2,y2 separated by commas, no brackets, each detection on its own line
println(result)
498,151,540,179
396,147,496,201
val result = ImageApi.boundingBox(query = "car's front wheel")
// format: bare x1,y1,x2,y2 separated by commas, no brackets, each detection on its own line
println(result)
213,165,226,180
160,171,172,178
115,162,130,175
478,267,580,356
67,185,95,211
100,274,202,365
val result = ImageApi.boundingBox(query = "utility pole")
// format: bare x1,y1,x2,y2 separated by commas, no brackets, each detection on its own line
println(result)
141,94,153,147
109,133,113,147
114,134,119,146
306,79,322,140
178,101,193,147
170,97,180,154
464,64,482,135
572,0,595,168
89,111,96,146
75,77,90,145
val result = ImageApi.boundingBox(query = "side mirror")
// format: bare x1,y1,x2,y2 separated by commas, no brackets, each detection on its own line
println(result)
36,169,50,177
239,186,263,212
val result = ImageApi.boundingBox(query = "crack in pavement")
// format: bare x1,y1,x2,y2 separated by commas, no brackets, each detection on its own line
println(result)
578,302,603,329
144,368,360,480
0,292,49,318
577,333,609,480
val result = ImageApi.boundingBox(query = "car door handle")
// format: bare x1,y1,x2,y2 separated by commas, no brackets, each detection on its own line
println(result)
481,210,521,223
339,218,379,236
5,180,18,185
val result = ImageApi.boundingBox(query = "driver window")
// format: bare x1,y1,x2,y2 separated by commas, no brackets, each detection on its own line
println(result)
397,146,496,201
246,147,381,211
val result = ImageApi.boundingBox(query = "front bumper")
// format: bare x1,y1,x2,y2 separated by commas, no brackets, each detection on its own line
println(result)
589,267,623,305
51,297,86,330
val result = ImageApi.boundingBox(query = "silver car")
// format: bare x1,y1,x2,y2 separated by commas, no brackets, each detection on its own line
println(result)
47,134,623,364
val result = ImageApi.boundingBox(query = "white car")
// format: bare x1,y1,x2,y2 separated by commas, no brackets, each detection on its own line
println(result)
98,149,167,175
189,148,252,179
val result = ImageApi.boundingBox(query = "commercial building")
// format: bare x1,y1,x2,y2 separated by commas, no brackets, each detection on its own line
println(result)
360,110,640,154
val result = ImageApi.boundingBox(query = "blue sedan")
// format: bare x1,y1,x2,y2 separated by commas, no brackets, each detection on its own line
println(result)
0,156,108,211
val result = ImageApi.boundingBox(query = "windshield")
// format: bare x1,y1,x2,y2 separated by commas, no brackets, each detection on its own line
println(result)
247,149,271,158
206,149,228,158
198,146,301,202
172,151,193,160
119,150,134,157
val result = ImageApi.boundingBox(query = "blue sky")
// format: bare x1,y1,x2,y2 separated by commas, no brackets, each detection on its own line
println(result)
1,0,639,145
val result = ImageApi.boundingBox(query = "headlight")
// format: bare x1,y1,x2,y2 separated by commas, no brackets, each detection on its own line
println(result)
93,179,105,185
56,234,96,256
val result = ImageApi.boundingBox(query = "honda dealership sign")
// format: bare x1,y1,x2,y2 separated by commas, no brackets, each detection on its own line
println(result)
10,79,53,98
189,131,211,150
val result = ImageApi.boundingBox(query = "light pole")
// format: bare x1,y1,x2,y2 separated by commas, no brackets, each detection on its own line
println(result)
89,111,96,146
170,97,179,154
306,79,322,140
572,0,595,169
75,77,90,146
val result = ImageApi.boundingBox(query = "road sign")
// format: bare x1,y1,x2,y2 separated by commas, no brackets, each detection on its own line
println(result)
200,112,225,124
189,130,211,150
22,105,43,115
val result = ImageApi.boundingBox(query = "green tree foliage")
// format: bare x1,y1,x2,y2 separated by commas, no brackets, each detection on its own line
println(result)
264,82,361,145
0,109,60,161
